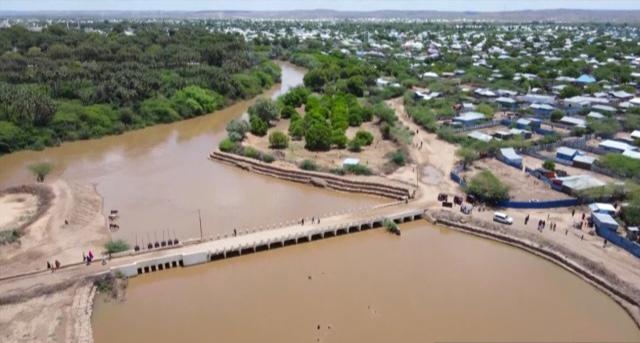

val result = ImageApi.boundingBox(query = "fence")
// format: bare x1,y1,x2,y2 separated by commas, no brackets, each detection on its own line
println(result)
596,227,640,259
496,198,579,209
452,119,502,133
450,160,579,209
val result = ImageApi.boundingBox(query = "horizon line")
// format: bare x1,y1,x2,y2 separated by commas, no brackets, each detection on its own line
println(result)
2,8,640,14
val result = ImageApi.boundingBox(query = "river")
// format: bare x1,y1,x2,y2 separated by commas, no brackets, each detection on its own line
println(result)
92,221,640,342
0,62,384,243
0,62,638,340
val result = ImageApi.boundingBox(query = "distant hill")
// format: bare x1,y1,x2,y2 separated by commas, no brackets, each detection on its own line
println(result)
3,9,640,23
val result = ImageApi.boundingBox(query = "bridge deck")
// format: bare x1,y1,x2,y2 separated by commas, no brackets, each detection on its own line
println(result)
0,203,426,298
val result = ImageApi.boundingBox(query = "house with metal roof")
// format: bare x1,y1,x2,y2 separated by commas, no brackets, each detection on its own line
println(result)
453,112,486,127
587,111,605,120
599,140,636,153
521,94,556,105
592,104,617,114
589,203,617,215
573,154,596,169
623,150,640,160
530,103,555,117
467,131,494,142
495,97,518,111
559,116,586,128
592,212,619,232
499,148,523,167
556,147,579,162
556,175,606,194
576,74,596,85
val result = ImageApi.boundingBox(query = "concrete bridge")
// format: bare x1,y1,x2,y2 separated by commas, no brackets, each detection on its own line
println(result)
111,207,425,278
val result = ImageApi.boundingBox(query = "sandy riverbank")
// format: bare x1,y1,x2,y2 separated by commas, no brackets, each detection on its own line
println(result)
0,180,109,276
0,279,96,342
0,179,109,342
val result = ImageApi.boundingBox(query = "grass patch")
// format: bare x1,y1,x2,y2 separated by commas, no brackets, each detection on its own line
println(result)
104,239,130,254
0,229,20,245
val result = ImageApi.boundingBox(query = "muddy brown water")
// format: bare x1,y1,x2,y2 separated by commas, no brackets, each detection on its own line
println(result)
0,62,638,340
0,62,385,243
92,221,640,342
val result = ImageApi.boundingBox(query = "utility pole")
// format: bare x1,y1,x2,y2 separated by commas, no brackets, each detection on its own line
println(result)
198,209,203,241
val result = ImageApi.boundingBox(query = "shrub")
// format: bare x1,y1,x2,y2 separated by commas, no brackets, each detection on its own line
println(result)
243,147,261,159
0,229,20,245
383,218,400,235
331,130,348,149
344,164,372,175
288,118,304,140
466,170,510,205
250,115,268,136
598,154,640,179
28,162,53,182
248,98,279,123
389,150,407,166
348,139,362,152
305,121,332,151
281,105,297,119
218,138,238,152
550,110,564,122
299,159,318,171
269,131,289,149
354,130,374,146
226,119,250,142
105,239,130,254
543,160,556,171
261,153,275,163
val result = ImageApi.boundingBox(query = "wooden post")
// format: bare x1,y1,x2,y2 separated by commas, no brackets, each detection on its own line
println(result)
198,209,203,242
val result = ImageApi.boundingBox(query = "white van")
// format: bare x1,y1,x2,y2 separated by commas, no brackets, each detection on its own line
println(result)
493,212,513,225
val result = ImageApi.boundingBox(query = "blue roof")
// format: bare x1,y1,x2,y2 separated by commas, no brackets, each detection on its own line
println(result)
576,74,596,84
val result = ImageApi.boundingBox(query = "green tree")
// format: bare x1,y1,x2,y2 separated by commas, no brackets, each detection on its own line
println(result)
226,119,250,142
588,117,620,139
248,98,279,123
466,170,510,205
354,130,374,146
550,110,564,122
249,115,268,136
288,115,304,140
476,103,495,119
305,120,332,151
303,69,328,92
560,85,581,99
456,147,480,169
543,160,556,171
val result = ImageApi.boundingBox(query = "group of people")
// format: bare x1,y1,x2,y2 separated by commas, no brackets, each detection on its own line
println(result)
46,260,61,272
523,214,559,233
300,217,321,226
83,250,94,265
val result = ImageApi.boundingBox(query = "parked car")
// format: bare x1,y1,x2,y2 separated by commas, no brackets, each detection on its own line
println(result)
493,212,513,225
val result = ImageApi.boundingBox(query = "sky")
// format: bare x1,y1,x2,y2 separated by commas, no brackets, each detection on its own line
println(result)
2,0,640,12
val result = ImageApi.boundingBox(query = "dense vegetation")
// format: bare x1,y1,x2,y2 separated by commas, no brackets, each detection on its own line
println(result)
0,23,281,154
466,170,510,204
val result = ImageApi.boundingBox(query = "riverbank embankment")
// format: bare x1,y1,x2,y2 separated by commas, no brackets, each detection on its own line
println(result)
210,150,414,200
